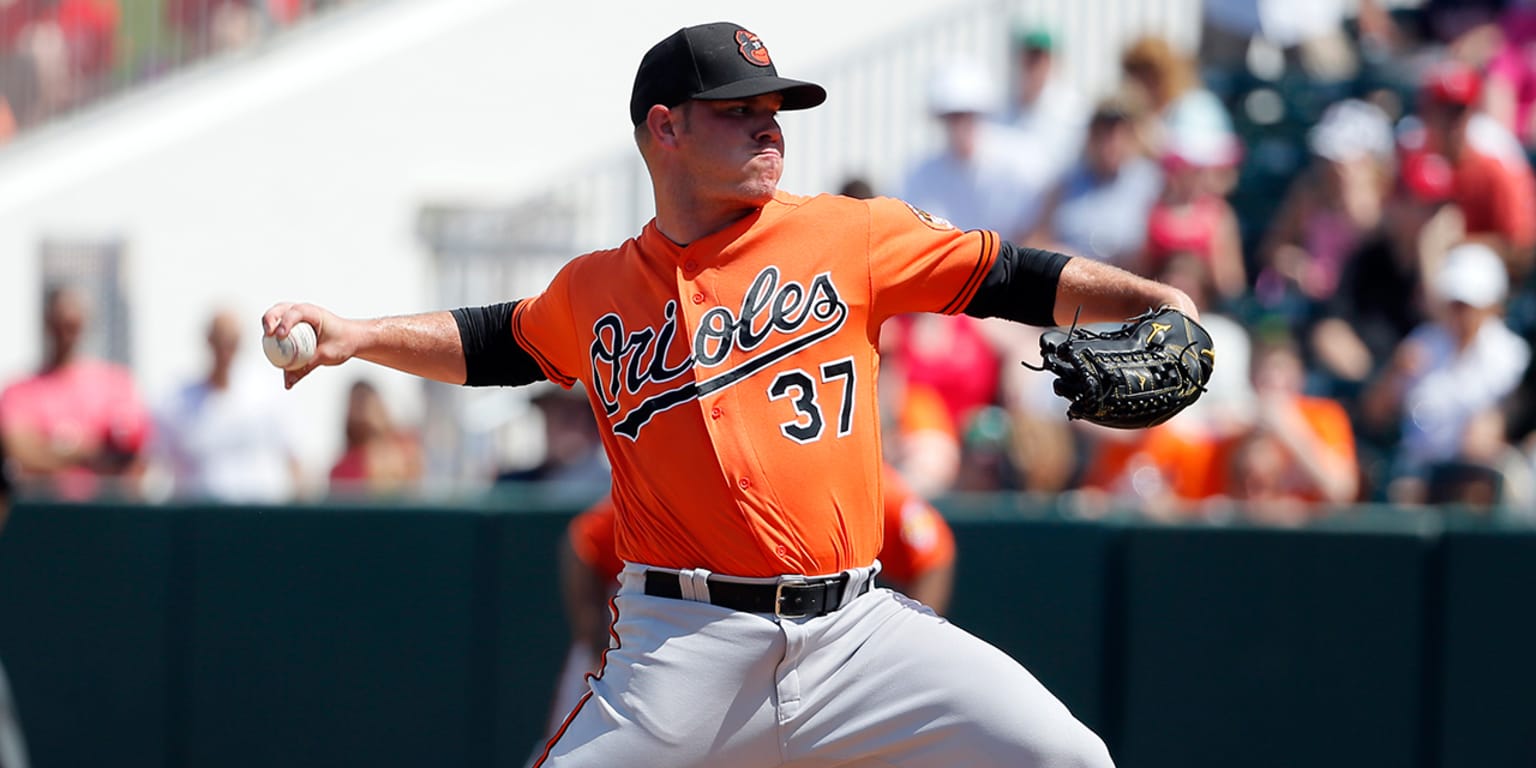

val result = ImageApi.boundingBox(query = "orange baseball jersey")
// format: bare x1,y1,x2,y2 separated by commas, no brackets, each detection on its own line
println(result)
569,465,956,585
514,190,998,576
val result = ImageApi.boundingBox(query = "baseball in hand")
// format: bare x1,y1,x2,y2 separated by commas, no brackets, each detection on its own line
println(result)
263,322,318,371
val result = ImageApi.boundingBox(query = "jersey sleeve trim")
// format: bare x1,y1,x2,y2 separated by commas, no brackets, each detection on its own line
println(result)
512,301,578,388
939,229,1000,315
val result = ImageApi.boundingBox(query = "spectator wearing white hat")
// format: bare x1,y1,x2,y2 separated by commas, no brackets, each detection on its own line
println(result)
1004,28,1089,186
1258,99,1397,307
899,57,1053,242
895,57,1054,482
1363,242,1532,502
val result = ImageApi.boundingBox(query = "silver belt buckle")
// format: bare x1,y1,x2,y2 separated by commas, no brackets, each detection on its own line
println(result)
774,576,810,618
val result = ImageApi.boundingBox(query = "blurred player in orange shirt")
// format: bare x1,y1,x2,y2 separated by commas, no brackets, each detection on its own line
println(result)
541,464,955,744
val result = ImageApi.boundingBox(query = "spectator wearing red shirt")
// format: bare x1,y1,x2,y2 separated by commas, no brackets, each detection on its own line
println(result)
1140,132,1247,302
0,285,151,500
52,0,117,80
1419,59,1536,277
883,312,1002,442
327,379,422,497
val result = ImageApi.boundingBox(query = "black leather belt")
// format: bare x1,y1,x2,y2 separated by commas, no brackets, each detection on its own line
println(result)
643,570,869,618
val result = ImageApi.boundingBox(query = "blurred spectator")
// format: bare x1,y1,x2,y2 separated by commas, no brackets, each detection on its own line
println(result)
0,285,151,500
1121,35,1240,167
951,405,1019,492
1117,39,1245,304
496,382,608,504
1305,147,1462,396
1259,99,1396,307
991,322,1082,495
1072,419,1217,521
900,56,1052,240
2,5,67,123
1004,27,1088,184
1152,253,1255,435
151,308,301,503
895,56,1038,468
329,379,423,496
882,312,1003,448
539,464,955,758
0,0,28,45
1482,2,1536,148
1140,151,1247,303
1413,0,1522,64
1028,93,1163,267
49,0,116,81
1199,0,1360,83
1211,336,1360,524
1362,243,1531,502
1416,59,1536,276
1221,434,1308,522
0,51,22,140
166,0,304,60
1423,408,1536,510
0,30,41,132
877,323,961,497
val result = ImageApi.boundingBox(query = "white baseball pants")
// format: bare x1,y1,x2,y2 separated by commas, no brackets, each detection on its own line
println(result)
533,563,1113,768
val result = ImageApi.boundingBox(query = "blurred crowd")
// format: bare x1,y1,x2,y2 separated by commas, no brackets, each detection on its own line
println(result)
0,0,358,143
3,2,1536,526
876,0,1536,523
0,286,426,504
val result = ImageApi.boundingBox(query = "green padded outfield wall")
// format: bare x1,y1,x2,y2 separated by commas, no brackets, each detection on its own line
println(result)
1116,525,1431,768
180,508,486,768
0,504,177,768
1437,528,1536,768
1,500,1534,768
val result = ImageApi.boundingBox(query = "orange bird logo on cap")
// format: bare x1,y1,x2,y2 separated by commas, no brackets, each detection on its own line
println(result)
736,30,772,67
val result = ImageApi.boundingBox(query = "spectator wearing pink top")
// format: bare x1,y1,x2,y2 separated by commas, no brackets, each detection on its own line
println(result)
0,285,151,500
1484,2,1536,148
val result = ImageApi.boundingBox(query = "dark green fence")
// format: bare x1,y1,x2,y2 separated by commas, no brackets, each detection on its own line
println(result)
0,500,1531,768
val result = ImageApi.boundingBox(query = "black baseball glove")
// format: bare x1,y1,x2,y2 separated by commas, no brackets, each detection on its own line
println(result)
1025,307,1215,429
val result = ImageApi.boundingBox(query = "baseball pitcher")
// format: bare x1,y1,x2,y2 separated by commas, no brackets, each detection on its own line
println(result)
264,21,1210,767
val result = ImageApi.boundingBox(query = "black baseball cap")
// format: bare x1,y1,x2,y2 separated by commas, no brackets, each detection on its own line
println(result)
629,22,827,126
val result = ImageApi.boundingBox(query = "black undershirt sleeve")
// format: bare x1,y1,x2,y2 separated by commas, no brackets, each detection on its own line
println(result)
451,301,549,387
960,241,1071,327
